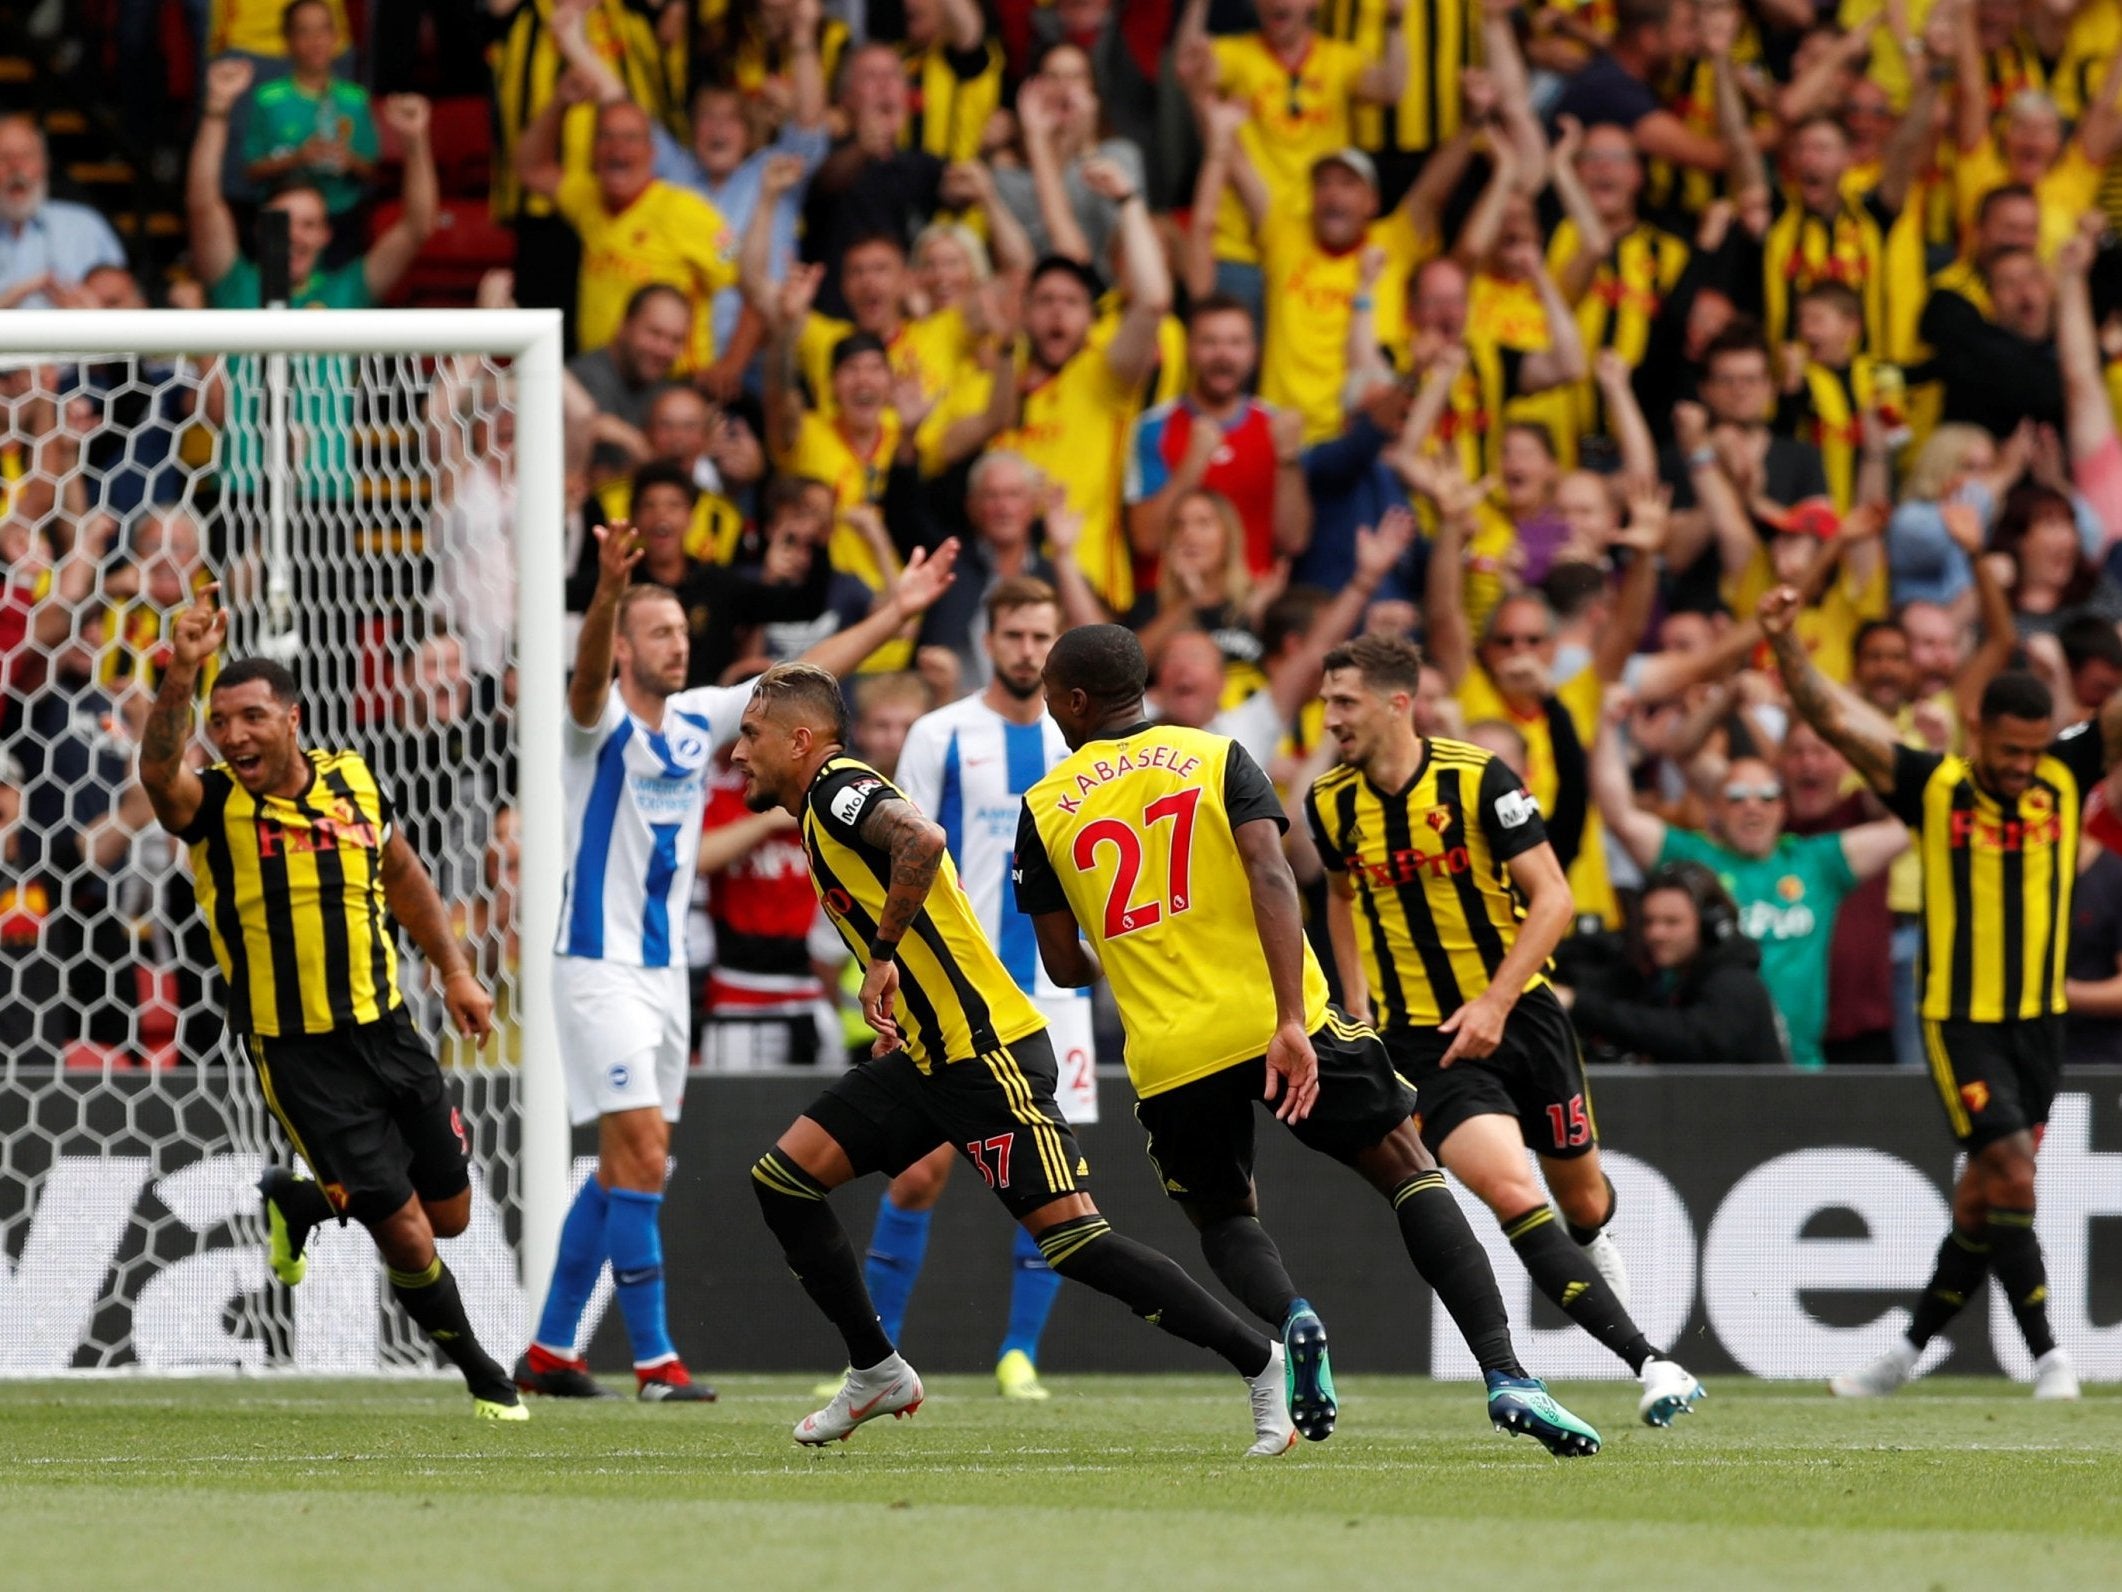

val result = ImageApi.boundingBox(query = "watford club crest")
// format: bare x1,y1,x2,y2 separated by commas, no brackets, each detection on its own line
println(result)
1424,807,1453,834
1777,875,1805,903
1960,1080,1992,1115
2020,788,2054,822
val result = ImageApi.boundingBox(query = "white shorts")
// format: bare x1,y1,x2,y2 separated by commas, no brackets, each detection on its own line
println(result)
1038,992,1098,1124
552,956,690,1127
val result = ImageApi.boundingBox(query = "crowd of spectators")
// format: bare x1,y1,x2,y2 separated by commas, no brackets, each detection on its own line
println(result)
11,0,2122,1074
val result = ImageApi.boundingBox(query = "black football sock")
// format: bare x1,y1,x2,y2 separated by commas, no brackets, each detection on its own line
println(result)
1984,1208,2058,1360
1505,1204,1658,1374
387,1256,514,1401
1905,1224,1990,1349
1039,1215,1273,1379
751,1152,895,1370
1196,1215,1300,1328
1564,1175,1617,1248
1393,1173,1523,1377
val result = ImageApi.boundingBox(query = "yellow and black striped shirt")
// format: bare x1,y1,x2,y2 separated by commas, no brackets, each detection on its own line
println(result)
903,38,1003,163
1305,737,1553,1030
1884,729,2103,1023
1318,0,1479,155
803,756,1045,1070
181,749,401,1038
1762,189,1893,355
1548,216,1689,439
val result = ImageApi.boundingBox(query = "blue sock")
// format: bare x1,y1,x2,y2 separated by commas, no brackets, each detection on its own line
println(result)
533,1176,609,1355
863,1195,933,1347
999,1223,1065,1363
606,1187,676,1368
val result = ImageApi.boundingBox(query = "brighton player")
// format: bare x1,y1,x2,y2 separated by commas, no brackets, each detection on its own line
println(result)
515,522,960,1401
849,577,1090,1400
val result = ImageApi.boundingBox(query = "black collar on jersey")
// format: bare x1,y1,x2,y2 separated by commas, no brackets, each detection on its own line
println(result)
1085,718,1156,745
1366,738,1434,803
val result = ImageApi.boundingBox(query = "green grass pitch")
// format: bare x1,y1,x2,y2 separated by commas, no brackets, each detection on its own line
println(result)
4,1375,2114,1590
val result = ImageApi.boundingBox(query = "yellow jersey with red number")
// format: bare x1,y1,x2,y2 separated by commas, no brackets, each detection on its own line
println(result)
1013,722,1330,1097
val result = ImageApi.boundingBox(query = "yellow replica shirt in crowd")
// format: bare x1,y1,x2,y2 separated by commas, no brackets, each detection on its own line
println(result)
595,477,744,566
1548,217,1689,439
903,38,1004,162
178,749,401,1038
1429,335,1520,480
211,0,348,57
1210,32,1371,268
1466,271,1580,467
1317,0,1478,155
1762,189,1892,355
1260,202,1429,442
803,757,1045,1070
1455,664,1616,925
1883,728,2102,1027
1781,357,1885,513
690,0,850,103
1013,722,1330,1097
1305,736,1553,1029
1954,139,2104,261
795,307,972,474
995,343,1140,611
554,169,736,373
774,409,902,591
1726,545,1888,685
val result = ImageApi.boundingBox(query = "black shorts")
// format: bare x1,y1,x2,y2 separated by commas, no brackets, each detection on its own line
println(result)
1385,984,1597,1161
1921,1015,2063,1151
1132,1008,1417,1209
802,1030,1087,1220
248,1004,471,1226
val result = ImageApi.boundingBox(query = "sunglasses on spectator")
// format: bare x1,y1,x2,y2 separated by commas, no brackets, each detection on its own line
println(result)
1723,783,1784,803
1488,631,1550,650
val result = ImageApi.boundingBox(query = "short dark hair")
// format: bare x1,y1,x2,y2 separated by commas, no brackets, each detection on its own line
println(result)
750,660,851,744
1045,624,1146,703
623,282,691,324
1541,560,1609,623
1186,292,1256,330
629,458,699,512
830,331,889,371
1502,420,1557,460
843,229,908,262
1322,633,1425,696
1702,321,1770,370
762,472,828,523
1029,253,1105,302
212,657,299,706
1260,589,1327,659
1977,182,2038,229
1979,670,2054,725
1613,0,1671,37
280,0,331,36
1851,618,1906,658
2058,612,2122,674
985,575,1059,630
1797,279,1864,322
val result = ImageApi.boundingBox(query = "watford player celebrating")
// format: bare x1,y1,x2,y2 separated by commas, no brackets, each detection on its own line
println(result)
1305,634,1703,1429
730,661,1300,1455
1014,625,1600,1458
1763,587,2097,1401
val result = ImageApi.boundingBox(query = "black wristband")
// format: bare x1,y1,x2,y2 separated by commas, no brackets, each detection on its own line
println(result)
868,936,899,963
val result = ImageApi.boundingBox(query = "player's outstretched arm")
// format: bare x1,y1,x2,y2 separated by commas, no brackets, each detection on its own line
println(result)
799,539,961,681
853,795,947,1033
137,583,224,837
380,830,494,1043
1233,815,1319,1123
570,521,642,728
1758,585,1899,794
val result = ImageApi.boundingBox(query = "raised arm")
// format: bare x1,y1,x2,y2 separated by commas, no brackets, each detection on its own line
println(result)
1183,97,1262,302
188,59,252,288
762,261,824,463
1090,159,1171,392
551,0,628,107
1515,243,1590,392
1705,8,1769,202
1234,815,1320,1122
1549,116,1611,304
1594,348,1658,484
1949,505,2020,724
1594,481,1668,683
1476,0,1546,172
1451,137,1519,269
1590,695,1668,867
1839,816,1911,880
513,70,583,202
1264,506,1417,725
740,153,808,318
1875,54,1941,216
1017,78,1093,264
1760,584,1901,792
1358,0,1412,106
137,583,223,837
365,95,438,302
1414,452,1482,688
569,521,641,728
799,540,961,678
2057,219,2115,470
379,829,493,1042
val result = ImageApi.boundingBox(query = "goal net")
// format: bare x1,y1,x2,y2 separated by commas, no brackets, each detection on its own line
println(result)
0,311,566,1374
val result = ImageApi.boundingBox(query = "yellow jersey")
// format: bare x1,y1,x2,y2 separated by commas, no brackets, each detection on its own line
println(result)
1953,139,2105,262
1548,217,1689,439
994,343,1141,612
773,409,901,590
1013,722,1330,1097
1305,736,1552,1028
802,756,1044,1070
595,477,744,566
1260,202,1429,442
554,170,737,373
1210,32,1372,267
1318,0,1480,155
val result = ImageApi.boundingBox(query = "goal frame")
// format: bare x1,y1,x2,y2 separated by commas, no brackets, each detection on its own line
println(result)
0,309,570,1325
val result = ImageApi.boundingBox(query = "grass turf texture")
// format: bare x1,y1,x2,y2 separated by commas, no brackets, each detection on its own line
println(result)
4,1376,2113,1590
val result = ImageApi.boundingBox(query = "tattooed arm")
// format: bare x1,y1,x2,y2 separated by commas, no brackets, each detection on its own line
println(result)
1759,585,1900,794
138,583,225,836
852,794,948,1037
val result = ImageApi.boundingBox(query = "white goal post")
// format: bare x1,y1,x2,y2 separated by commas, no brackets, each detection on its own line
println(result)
0,310,566,1371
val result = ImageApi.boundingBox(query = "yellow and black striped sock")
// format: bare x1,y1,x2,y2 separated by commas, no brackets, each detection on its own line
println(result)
1394,1173,1522,1377
1984,1209,2056,1360
1504,1204,1657,1374
1037,1215,1273,1379
750,1151,894,1369
1906,1223,1989,1349
388,1255,512,1400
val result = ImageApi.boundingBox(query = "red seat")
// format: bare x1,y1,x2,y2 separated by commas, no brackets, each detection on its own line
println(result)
370,196,515,307
375,94,492,197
